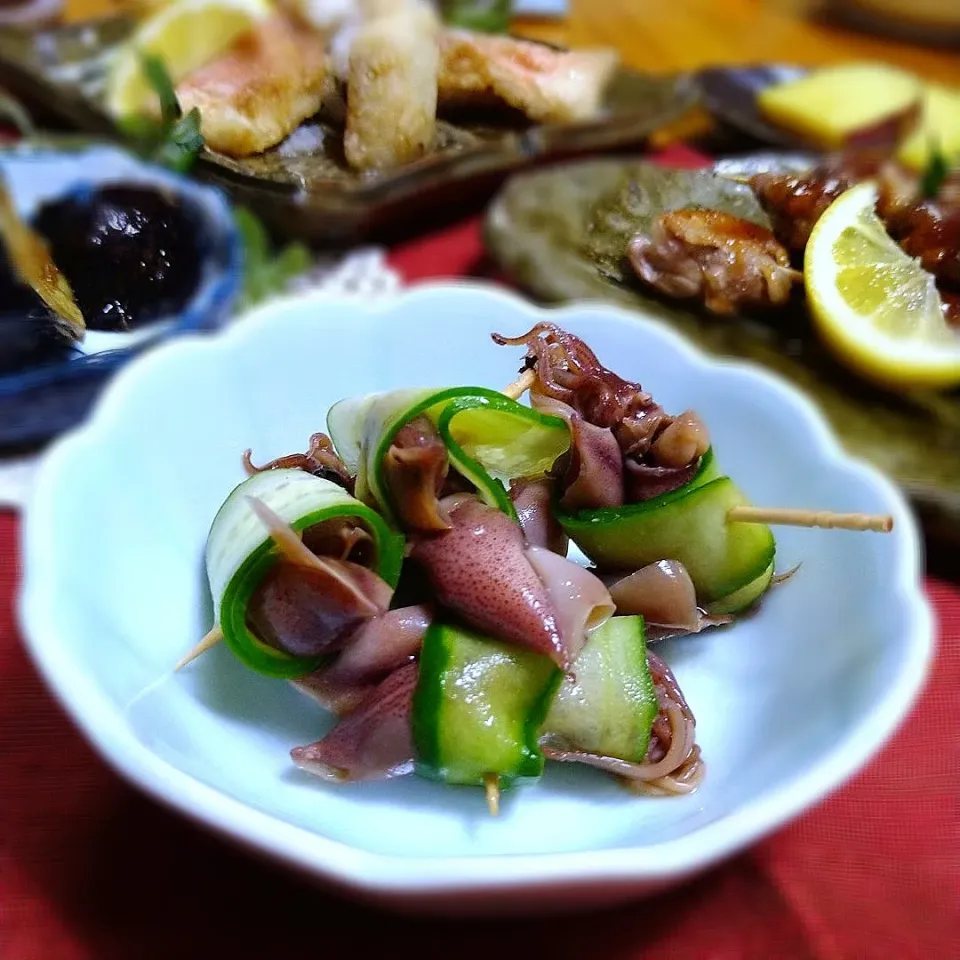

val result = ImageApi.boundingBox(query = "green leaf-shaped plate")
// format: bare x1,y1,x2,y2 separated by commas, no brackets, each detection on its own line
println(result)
0,17,698,244
484,157,960,543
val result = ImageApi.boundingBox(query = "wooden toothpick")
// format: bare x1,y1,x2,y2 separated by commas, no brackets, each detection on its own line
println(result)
728,506,893,533
174,624,224,671
484,773,501,817
502,368,536,401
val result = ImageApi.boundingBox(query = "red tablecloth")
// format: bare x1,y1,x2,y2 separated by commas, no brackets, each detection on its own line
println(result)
2,147,959,960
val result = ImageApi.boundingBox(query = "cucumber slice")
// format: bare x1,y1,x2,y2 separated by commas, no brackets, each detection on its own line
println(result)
438,395,570,485
205,468,405,678
412,621,561,787
557,450,775,610
708,561,774,615
327,388,433,483
328,387,569,528
543,615,657,763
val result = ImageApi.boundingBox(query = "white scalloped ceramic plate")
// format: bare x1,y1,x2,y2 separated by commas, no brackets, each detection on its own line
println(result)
17,283,933,915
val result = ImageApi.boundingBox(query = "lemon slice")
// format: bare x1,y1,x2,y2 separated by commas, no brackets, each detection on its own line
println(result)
805,180,960,390
105,0,274,120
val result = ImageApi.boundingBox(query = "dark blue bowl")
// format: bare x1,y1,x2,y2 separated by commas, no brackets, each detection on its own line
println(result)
0,141,243,445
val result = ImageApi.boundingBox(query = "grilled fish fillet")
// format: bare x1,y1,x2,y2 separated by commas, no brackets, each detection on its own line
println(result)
344,1,440,172
438,30,619,125
177,15,332,158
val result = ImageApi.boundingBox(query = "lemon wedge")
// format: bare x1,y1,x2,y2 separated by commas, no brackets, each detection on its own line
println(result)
805,181,960,390
105,0,274,120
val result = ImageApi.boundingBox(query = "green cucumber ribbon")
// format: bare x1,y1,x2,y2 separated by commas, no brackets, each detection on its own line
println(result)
205,468,405,679
556,449,776,614
327,387,571,527
543,615,658,762
412,621,561,787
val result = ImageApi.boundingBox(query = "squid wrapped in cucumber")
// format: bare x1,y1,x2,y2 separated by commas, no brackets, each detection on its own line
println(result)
559,449,775,615
298,613,700,795
328,385,612,669
413,621,561,787
407,615,699,793
542,615,703,794
411,617,663,790
493,324,776,615
205,467,405,678
326,386,571,531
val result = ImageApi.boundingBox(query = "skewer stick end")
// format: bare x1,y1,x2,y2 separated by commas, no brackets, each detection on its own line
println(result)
174,624,224,672
728,505,894,533
484,773,500,817
502,368,536,401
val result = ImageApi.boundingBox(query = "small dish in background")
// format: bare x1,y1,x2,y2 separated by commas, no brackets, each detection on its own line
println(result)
823,0,960,46
711,151,818,180
0,16,698,245
694,65,814,150
0,139,242,446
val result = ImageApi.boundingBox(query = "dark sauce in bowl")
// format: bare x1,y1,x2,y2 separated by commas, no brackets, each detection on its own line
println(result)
32,185,204,332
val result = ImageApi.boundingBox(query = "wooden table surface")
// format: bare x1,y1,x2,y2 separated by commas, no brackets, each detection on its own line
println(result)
64,0,960,86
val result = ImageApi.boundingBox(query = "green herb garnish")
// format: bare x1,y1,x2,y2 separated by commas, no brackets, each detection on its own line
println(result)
921,137,950,200
118,54,204,173
438,0,512,33
234,206,312,310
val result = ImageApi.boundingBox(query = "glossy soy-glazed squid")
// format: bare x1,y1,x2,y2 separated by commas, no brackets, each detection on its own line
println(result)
188,324,891,810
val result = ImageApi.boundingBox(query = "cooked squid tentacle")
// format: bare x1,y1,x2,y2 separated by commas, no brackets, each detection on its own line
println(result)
293,604,432,716
243,431,354,491
493,324,778,617
291,662,418,782
509,478,568,555
493,324,709,504
494,322,655,430
382,416,454,532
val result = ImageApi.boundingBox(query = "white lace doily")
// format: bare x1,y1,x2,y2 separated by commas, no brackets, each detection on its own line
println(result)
0,248,403,512
283,247,402,301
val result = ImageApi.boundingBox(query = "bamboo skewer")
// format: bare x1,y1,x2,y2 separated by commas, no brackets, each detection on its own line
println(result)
175,624,223,671
501,370,893,534
728,506,893,532
502,368,537,400
484,773,501,817
174,506,891,671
